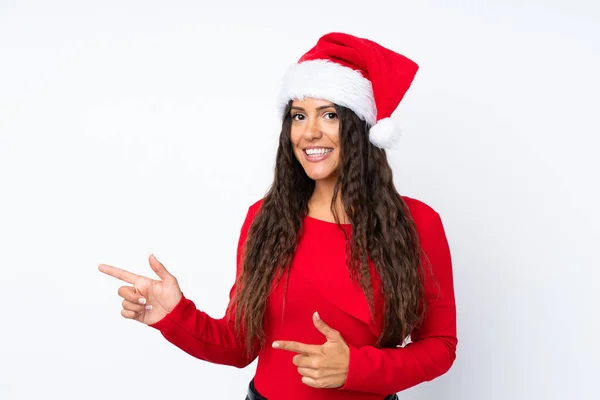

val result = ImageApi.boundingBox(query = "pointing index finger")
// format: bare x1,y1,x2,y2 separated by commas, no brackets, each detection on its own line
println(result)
272,341,321,355
98,264,141,284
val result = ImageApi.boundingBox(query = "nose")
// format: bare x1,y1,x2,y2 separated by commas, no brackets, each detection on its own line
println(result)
303,116,323,140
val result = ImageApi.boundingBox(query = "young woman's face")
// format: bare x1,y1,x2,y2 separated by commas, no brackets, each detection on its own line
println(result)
289,97,341,182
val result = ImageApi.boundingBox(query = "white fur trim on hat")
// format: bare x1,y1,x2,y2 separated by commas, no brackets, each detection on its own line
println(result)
277,59,377,126
368,116,402,149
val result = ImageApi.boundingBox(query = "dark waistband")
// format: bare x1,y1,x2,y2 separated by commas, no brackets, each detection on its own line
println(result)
246,379,399,400
246,379,267,400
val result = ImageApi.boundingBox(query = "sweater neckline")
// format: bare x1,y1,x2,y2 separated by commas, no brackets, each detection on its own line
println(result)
304,214,352,226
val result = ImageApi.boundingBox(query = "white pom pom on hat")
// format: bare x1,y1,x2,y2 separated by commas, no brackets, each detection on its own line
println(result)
277,32,418,149
368,116,403,149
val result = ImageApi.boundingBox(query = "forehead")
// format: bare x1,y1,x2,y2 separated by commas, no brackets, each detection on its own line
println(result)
291,97,336,108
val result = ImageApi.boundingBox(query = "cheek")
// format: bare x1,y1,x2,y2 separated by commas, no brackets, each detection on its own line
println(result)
331,151,341,169
325,124,340,146
330,134,341,168
290,128,301,147
289,128,304,156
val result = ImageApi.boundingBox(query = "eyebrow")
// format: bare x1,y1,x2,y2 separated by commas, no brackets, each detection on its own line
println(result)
290,104,335,112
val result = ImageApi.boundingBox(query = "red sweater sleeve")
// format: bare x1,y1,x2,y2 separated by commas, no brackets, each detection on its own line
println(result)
339,211,458,394
148,203,261,368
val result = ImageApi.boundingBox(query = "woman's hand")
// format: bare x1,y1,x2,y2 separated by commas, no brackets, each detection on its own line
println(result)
98,254,182,325
273,312,350,389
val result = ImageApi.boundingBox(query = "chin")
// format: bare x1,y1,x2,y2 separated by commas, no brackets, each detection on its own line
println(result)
295,151,339,182
304,167,337,182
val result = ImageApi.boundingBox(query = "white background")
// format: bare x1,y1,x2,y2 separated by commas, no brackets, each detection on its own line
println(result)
1,1,599,399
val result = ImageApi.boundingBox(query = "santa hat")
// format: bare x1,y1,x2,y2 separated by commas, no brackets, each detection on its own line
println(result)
277,32,419,149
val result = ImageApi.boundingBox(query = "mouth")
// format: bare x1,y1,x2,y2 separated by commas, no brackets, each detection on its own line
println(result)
302,147,334,162
303,147,333,156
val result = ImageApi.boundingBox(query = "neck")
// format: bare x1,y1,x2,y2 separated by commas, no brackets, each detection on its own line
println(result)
309,176,348,222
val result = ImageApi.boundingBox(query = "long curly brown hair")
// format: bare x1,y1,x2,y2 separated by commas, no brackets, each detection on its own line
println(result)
228,101,426,357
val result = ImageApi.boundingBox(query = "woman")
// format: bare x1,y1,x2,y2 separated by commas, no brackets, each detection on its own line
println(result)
98,32,457,399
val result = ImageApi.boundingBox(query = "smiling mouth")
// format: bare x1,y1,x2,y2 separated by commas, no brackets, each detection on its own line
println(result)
303,148,333,156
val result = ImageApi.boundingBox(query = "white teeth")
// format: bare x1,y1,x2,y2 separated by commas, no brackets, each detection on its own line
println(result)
305,148,332,156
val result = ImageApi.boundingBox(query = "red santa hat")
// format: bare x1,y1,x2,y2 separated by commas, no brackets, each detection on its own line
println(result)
277,32,419,149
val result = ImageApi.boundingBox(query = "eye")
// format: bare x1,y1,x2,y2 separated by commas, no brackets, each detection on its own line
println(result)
291,113,305,121
324,112,338,120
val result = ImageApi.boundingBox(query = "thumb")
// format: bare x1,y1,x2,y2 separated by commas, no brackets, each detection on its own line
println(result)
148,254,174,282
313,312,341,342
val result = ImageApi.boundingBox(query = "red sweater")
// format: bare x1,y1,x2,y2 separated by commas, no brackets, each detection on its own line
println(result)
150,196,457,399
